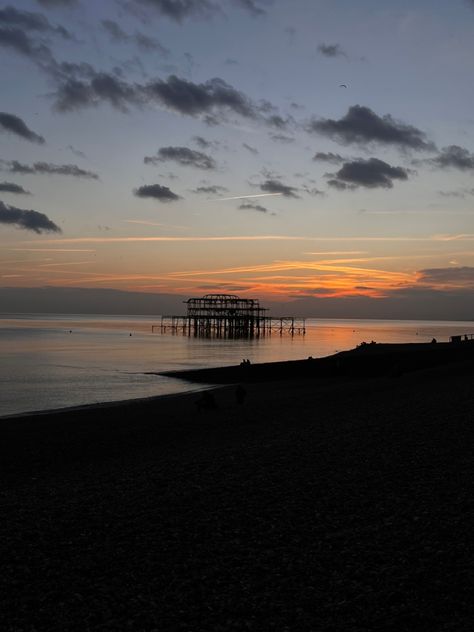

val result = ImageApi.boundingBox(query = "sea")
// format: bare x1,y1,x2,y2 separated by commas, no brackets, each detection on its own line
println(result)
1,313,473,417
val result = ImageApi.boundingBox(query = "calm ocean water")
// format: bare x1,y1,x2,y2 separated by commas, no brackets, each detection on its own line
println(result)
1,313,473,417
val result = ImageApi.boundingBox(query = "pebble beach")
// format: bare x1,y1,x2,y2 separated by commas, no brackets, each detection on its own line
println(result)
1,344,473,631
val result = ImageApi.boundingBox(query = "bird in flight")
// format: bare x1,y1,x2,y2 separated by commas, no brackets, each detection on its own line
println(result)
339,84,347,88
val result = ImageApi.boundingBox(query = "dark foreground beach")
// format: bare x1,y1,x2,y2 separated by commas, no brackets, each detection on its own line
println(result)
1,344,473,631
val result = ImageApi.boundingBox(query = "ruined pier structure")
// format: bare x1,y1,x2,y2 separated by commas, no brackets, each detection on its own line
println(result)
154,294,305,338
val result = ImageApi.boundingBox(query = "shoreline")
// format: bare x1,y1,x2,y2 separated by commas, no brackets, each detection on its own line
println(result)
3,340,473,422
0,381,214,422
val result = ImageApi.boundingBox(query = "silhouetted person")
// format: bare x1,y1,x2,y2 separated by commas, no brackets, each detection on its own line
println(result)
235,384,246,405
195,391,216,413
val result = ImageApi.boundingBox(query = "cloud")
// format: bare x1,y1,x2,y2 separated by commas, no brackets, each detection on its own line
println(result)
318,43,347,58
0,200,60,233
192,185,228,194
52,70,143,112
265,113,293,130
307,105,436,151
134,183,181,201
0,5,72,39
36,0,78,6
0,160,99,179
242,142,258,154
301,185,325,197
101,19,169,54
327,158,410,190
144,146,217,170
260,179,299,198
417,266,474,288
239,202,267,212
0,112,45,144
66,144,87,159
101,19,128,42
313,151,345,165
145,74,257,120
427,145,474,171
270,134,294,144
438,188,474,199
51,71,271,123
232,0,267,16
0,182,31,194
192,135,221,150
0,26,52,61
125,0,219,23
134,31,169,53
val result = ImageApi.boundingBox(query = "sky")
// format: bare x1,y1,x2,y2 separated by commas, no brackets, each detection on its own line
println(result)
1,0,474,318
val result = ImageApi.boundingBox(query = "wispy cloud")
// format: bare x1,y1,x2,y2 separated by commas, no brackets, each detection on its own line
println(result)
0,160,99,179
27,233,474,245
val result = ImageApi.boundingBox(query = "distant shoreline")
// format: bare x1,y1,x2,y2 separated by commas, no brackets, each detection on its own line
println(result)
161,340,474,384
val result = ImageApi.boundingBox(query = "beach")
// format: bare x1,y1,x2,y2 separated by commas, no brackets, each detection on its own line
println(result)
1,345,473,630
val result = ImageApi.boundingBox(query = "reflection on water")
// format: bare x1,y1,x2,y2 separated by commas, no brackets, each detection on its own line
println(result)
1,313,473,417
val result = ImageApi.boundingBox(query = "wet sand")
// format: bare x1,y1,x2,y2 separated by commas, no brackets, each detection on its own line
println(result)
1,345,473,630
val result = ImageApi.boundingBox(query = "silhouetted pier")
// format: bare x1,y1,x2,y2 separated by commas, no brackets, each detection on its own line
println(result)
153,294,305,338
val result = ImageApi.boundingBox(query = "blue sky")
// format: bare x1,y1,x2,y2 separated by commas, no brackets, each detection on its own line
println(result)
1,0,474,316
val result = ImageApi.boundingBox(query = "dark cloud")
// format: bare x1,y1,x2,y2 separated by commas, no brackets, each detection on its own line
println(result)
134,183,181,201
326,178,349,191
265,113,293,130
239,202,267,212
313,151,345,165
318,43,347,58
418,267,474,287
144,146,217,170
125,0,219,23
428,145,474,171
0,200,60,233
146,75,257,120
101,19,169,54
52,71,143,112
232,0,267,16
0,182,31,195
36,0,78,6
101,19,128,42
270,134,294,144
134,31,169,53
192,185,228,194
327,158,410,190
0,160,99,179
51,71,266,122
0,26,50,59
260,179,299,198
308,105,436,151
242,142,258,154
0,5,72,39
0,112,45,144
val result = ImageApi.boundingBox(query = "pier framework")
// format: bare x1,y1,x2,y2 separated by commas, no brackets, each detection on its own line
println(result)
153,294,305,338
